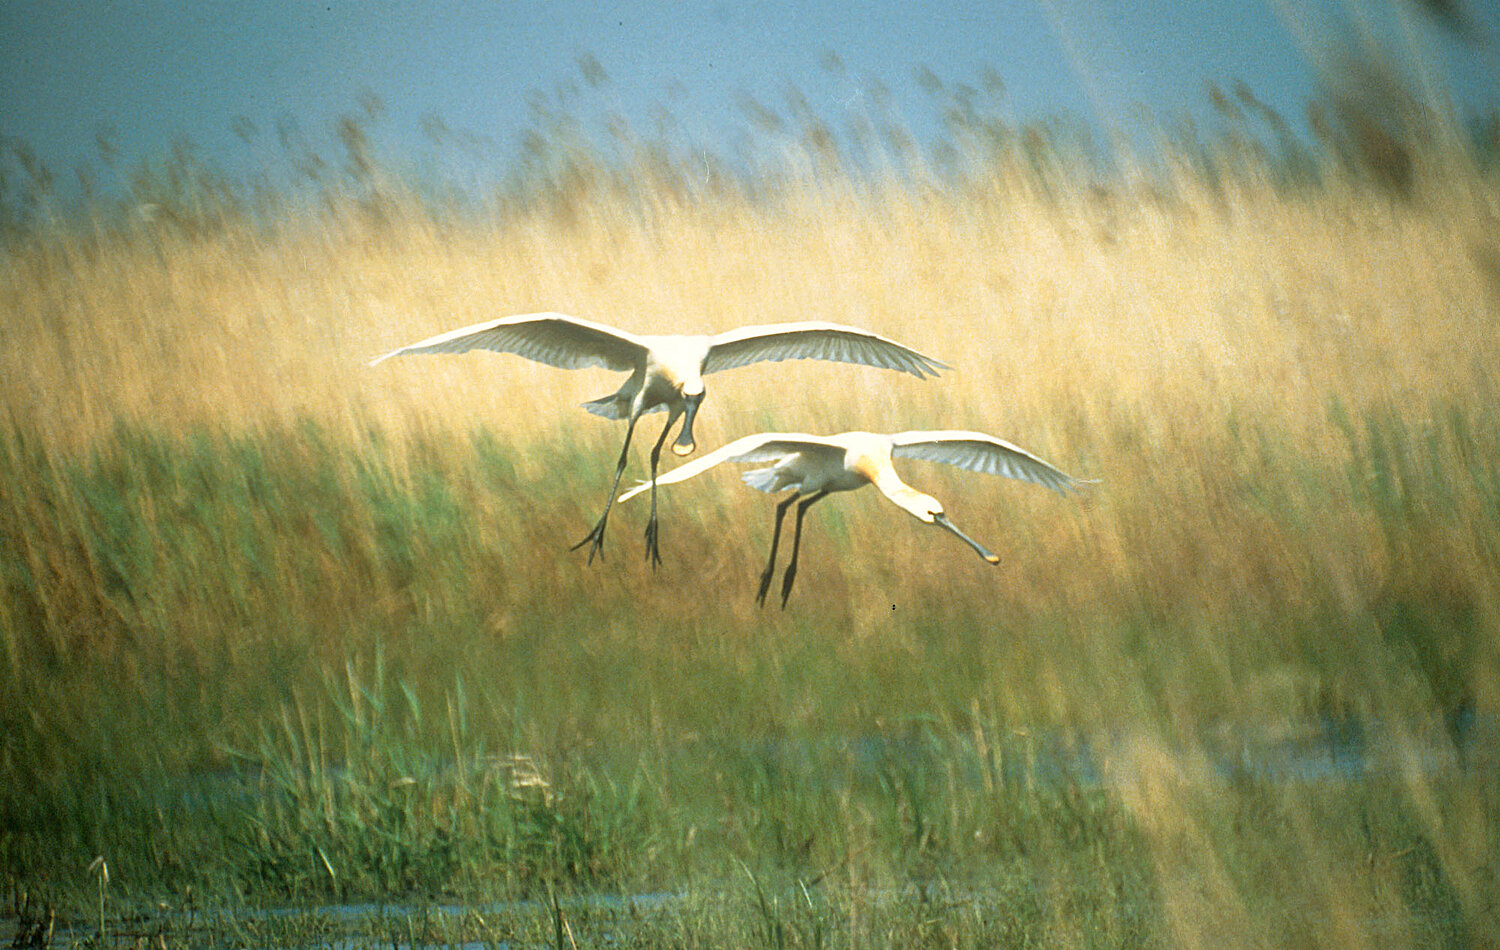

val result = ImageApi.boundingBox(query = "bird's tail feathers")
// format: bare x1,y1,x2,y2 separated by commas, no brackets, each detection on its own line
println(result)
580,395,667,419
741,467,783,493
580,395,627,419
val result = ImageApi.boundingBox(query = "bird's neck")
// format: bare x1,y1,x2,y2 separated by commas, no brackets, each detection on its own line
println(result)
856,460,931,520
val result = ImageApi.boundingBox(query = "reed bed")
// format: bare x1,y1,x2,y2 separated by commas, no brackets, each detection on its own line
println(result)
2,76,1498,947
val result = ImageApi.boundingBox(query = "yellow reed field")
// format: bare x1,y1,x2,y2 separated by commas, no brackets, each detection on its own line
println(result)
6,179,1494,449
2,172,1497,712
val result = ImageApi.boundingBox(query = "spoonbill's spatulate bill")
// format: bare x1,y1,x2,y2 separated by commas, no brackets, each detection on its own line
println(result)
370,312,948,565
619,430,1083,606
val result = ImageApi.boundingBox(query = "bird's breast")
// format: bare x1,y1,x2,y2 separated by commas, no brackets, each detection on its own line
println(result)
636,368,685,409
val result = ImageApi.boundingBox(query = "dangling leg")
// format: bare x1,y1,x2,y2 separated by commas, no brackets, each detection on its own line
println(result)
756,493,800,607
571,412,640,564
780,491,829,609
642,412,681,568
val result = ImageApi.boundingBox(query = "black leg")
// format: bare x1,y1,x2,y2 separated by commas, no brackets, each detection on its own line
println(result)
756,493,799,607
780,491,829,609
642,413,679,569
571,412,639,564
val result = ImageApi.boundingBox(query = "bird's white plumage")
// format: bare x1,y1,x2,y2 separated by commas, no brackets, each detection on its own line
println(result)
619,429,1084,601
616,433,841,502
620,429,1081,506
702,322,948,379
890,430,1081,493
369,313,945,380
367,312,648,371
370,313,945,422
369,312,948,564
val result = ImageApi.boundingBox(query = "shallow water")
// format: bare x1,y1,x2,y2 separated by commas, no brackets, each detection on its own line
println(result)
749,710,1494,789
10,715,1491,948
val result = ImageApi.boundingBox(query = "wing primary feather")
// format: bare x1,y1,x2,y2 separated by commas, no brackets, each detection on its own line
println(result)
616,433,840,503
701,323,948,379
890,431,1082,493
369,312,646,370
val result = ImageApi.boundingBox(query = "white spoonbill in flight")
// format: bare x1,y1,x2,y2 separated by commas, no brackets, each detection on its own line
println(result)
618,430,1082,607
369,313,947,565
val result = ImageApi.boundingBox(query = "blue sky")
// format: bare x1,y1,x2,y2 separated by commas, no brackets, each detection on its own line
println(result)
1,1,1495,197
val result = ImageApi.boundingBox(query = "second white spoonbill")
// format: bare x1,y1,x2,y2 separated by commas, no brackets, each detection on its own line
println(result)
369,312,947,565
618,430,1082,606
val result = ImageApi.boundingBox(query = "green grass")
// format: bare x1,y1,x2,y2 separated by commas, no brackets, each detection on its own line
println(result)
1,413,1495,946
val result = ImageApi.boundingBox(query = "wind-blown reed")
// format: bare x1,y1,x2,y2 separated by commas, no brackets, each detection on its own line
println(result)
1,77,1497,946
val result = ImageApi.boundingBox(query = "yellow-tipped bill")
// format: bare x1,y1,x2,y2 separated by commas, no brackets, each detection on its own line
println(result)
933,513,1001,565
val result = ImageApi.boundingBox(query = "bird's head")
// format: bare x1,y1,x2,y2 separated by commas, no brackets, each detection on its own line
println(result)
901,490,945,524
673,384,705,456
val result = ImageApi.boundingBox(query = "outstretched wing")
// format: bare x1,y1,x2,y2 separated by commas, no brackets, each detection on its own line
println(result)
890,430,1083,494
617,432,840,502
369,312,647,371
701,322,947,379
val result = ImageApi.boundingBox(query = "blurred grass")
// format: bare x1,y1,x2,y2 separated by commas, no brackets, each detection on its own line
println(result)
2,57,1500,947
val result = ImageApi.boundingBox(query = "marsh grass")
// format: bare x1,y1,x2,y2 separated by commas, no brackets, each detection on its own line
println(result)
3,63,1500,946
